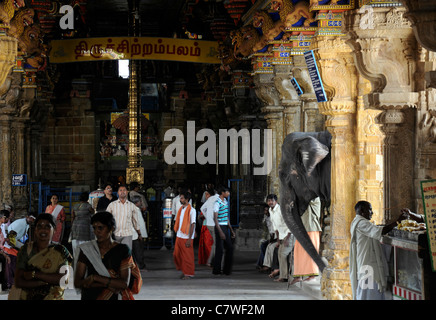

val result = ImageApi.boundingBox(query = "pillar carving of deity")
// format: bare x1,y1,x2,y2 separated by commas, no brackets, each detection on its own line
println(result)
344,5,418,221
311,34,359,300
254,73,283,194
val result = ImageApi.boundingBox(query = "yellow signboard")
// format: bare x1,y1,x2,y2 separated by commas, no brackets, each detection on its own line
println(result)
50,37,221,64
421,179,436,272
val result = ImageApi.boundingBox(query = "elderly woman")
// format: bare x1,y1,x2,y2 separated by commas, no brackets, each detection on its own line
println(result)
45,194,66,243
12,214,72,300
74,211,142,300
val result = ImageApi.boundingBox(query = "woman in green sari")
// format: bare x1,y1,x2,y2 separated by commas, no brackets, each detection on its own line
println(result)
12,213,72,300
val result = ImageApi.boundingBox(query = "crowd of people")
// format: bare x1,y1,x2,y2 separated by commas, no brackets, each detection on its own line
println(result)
0,182,147,300
0,178,421,301
0,180,237,300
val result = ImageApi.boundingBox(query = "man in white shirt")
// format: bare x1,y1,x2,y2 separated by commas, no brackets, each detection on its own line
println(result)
267,194,294,282
350,200,406,300
7,213,36,248
200,189,219,266
106,185,141,250
173,191,196,279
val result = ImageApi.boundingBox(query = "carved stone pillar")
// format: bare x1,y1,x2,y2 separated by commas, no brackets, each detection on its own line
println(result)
254,73,283,194
273,64,302,135
344,5,418,220
0,117,12,203
12,119,28,216
356,91,385,225
312,34,359,300
0,37,18,89
415,49,436,212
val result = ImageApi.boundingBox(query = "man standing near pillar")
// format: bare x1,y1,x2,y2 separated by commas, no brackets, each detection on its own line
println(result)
267,194,294,282
173,191,196,279
349,200,406,300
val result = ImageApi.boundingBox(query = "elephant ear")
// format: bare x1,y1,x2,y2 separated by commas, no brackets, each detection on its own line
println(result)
295,136,329,175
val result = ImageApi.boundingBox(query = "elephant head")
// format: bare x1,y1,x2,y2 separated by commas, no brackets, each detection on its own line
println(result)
279,131,331,272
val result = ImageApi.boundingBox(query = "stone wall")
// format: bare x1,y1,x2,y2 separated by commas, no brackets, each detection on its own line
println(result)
41,97,96,189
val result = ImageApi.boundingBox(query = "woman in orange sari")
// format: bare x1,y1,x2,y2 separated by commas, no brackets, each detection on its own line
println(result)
45,194,66,243
74,211,142,300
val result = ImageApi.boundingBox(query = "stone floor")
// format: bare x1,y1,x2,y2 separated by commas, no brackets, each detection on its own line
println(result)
0,247,322,301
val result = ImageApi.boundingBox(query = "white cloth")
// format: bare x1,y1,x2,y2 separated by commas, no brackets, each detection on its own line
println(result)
176,206,196,240
77,240,111,277
106,199,140,237
263,215,275,235
129,190,148,209
7,218,29,245
132,206,148,240
50,205,64,221
349,214,388,300
200,194,218,227
269,204,291,240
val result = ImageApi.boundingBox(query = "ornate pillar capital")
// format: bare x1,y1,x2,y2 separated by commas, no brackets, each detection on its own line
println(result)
344,6,417,94
311,35,359,102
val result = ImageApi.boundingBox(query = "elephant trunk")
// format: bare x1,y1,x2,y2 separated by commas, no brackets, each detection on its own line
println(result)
280,196,326,273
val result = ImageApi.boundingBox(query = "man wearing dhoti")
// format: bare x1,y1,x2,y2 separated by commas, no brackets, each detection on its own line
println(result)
173,191,196,279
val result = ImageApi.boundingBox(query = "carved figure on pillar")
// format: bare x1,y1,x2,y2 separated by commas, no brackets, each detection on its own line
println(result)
0,0,26,27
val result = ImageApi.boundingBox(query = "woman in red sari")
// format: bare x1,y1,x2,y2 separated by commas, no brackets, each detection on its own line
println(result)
45,194,66,243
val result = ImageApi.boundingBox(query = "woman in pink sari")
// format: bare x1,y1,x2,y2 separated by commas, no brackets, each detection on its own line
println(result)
45,195,66,243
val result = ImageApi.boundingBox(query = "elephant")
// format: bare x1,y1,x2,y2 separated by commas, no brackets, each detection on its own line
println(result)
279,131,331,273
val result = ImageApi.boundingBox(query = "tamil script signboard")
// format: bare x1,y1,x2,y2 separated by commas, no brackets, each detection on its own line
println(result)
303,50,327,103
50,37,220,64
12,174,27,187
421,179,436,271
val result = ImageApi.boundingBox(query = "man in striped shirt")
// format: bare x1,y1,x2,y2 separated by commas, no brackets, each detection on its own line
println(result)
212,186,235,275
106,185,141,250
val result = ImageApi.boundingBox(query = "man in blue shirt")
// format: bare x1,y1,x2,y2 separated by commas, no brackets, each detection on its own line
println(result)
212,186,235,275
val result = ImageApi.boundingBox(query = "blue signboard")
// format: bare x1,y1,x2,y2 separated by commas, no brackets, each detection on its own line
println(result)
290,77,303,96
12,174,27,187
303,50,327,102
